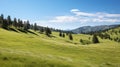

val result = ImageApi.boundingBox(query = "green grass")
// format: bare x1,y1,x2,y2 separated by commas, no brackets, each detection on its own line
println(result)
0,28,120,67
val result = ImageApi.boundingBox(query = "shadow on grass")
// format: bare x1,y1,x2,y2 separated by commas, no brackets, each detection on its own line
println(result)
3,27,18,33
9,28,19,32
17,29,27,33
27,30,38,36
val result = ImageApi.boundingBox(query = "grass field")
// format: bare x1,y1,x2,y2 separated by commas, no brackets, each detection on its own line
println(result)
0,28,120,67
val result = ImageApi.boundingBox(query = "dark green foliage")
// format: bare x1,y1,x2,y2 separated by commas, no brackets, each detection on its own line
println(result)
34,23,37,31
30,24,34,29
69,34,73,40
2,19,9,29
7,15,12,26
23,22,28,31
40,27,44,33
92,34,99,43
13,18,17,28
80,39,83,43
27,20,30,29
62,33,65,37
45,27,52,36
59,32,62,37
0,14,3,27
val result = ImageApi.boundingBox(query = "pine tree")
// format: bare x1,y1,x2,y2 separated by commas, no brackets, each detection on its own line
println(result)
92,34,99,43
2,19,8,29
45,27,52,36
0,15,3,27
13,18,17,28
7,15,12,26
17,19,21,28
40,27,44,33
62,33,65,37
59,32,62,37
23,21,28,31
26,20,30,29
30,24,34,29
34,23,37,31
0,14,4,27
69,33,73,40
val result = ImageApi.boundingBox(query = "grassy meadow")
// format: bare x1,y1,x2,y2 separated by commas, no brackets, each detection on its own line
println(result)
0,28,120,67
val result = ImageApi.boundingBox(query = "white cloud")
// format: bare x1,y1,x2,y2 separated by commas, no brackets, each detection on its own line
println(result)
35,9,120,24
48,16,78,23
70,9,80,12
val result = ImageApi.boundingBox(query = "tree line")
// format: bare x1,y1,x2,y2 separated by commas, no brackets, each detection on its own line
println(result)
0,14,100,44
0,14,52,36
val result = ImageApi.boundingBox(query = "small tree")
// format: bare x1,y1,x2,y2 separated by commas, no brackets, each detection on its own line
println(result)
40,27,44,33
62,33,65,37
13,18,18,28
92,34,99,43
34,23,37,31
7,15,12,26
45,27,52,36
69,33,73,40
59,32,62,37
23,22,28,31
80,39,83,43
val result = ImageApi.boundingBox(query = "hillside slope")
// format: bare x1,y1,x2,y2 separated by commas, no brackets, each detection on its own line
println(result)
0,28,120,67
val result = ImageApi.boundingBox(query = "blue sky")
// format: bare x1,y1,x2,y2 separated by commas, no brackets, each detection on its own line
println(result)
0,0,120,30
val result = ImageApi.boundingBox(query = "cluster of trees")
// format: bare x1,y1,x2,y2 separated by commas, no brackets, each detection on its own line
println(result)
96,29,120,42
59,32,65,37
0,14,52,36
0,14,35,31
59,31,73,40
79,34,99,45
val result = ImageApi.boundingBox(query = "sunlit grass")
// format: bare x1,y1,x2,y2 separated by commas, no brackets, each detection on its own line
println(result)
0,28,120,67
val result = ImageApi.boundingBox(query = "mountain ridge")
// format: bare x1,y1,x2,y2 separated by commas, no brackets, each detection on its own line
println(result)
71,24,120,34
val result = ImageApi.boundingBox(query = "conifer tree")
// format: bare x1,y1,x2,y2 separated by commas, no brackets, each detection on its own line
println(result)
34,23,37,31
13,18,17,28
26,20,30,29
69,33,73,40
40,27,44,33
92,34,99,43
62,33,65,37
59,32,62,37
45,27,52,36
7,15,12,26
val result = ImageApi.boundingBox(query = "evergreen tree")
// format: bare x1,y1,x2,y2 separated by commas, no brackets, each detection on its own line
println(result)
45,27,52,36
0,14,4,27
0,15,3,27
92,34,99,43
2,19,8,29
62,33,65,37
40,27,44,33
23,21,30,31
80,39,83,43
30,24,34,29
13,18,17,28
23,21,28,31
34,23,37,31
26,20,30,29
59,32,62,37
17,19,21,28
7,15,12,26
69,33,73,40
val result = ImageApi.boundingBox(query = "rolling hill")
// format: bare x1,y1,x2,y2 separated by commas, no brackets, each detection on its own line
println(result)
0,28,120,67
71,25,120,34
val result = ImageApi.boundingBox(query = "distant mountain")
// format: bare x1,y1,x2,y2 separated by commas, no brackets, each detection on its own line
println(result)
71,25,120,34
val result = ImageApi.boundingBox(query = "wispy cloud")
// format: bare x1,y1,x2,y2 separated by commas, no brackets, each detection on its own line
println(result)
35,9,120,25
48,16,78,23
